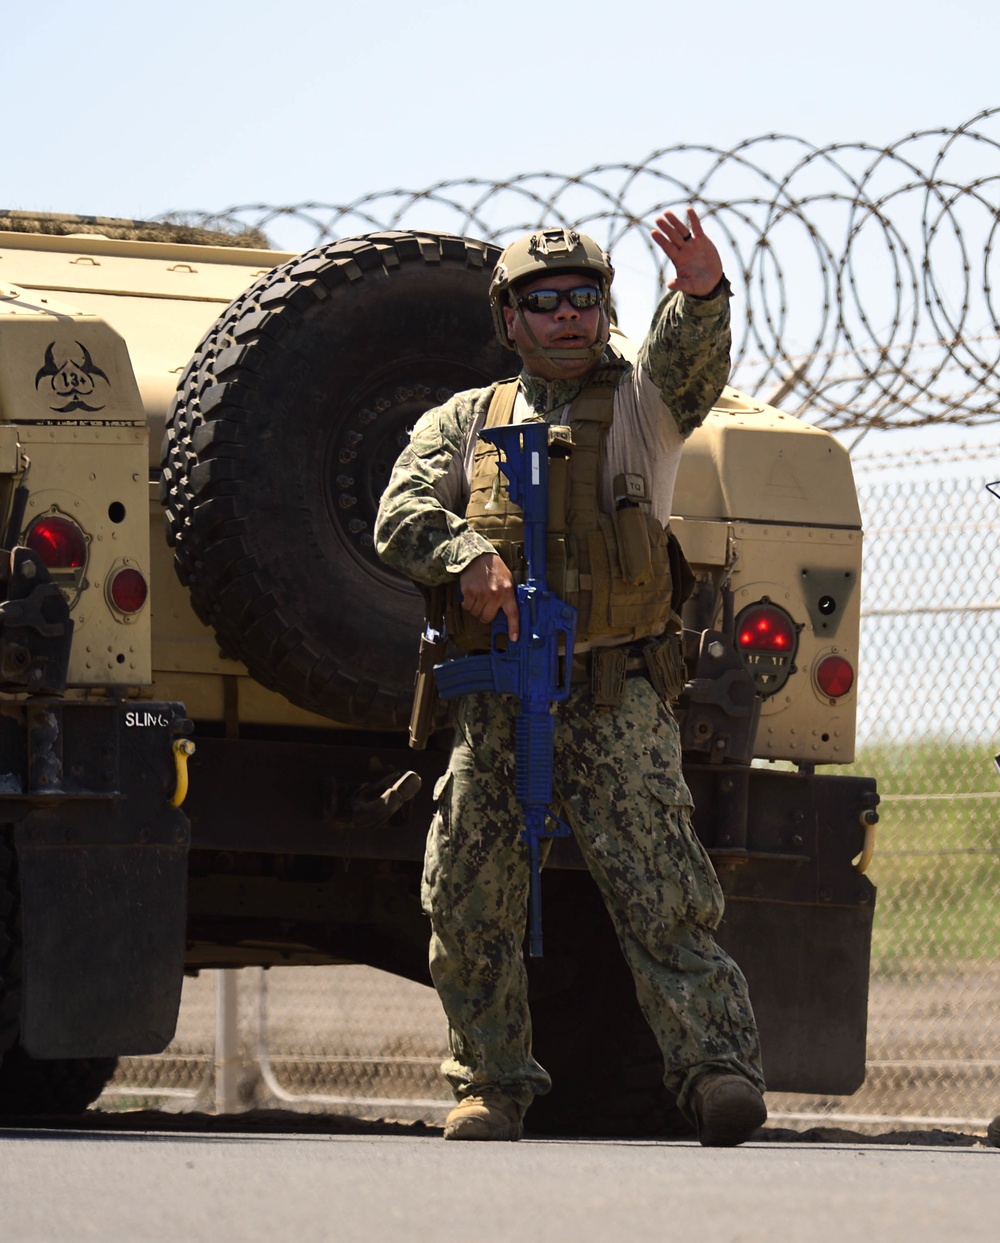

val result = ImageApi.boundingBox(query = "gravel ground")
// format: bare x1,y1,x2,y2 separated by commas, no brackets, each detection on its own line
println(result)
99,963,1000,1141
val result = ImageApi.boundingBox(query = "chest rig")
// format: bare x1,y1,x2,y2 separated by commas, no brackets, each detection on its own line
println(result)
446,368,675,651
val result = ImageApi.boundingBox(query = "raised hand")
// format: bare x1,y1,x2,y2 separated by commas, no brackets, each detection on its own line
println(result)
651,206,724,297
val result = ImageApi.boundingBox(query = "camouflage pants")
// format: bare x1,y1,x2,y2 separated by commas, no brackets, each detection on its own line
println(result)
421,673,765,1118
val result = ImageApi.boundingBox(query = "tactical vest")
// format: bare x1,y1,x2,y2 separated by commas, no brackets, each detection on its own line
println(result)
446,369,675,650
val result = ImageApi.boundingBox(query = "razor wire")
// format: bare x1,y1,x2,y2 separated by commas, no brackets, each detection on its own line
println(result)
171,109,1000,433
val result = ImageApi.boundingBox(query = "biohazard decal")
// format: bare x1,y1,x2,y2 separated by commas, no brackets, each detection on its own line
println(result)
34,341,110,413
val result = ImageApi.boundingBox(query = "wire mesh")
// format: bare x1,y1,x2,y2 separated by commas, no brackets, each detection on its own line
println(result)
100,455,1000,1132
769,459,1000,1129
99,973,215,1109
97,119,1000,1129
255,967,448,1117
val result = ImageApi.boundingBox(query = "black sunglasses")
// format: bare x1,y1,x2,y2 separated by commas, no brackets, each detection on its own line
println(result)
515,285,602,313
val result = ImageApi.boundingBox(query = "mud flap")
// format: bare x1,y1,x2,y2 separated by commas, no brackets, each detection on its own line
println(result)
687,764,878,1095
714,899,874,1093
8,701,190,1058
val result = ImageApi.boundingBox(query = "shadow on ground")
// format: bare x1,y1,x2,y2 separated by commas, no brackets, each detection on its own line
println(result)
1,1109,997,1147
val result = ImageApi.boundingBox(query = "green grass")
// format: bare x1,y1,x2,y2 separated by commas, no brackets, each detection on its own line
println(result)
829,742,1000,972
837,739,998,797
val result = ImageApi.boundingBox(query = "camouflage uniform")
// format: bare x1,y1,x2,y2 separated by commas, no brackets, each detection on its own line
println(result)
375,280,765,1120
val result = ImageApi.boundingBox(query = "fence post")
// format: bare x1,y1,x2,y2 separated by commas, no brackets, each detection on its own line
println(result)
214,968,241,1114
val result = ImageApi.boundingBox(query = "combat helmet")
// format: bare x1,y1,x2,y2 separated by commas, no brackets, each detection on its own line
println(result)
489,228,614,364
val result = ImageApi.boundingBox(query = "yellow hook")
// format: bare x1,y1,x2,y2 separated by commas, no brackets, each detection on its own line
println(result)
170,738,196,808
853,810,878,874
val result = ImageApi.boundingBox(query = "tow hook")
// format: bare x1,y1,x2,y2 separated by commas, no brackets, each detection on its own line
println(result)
170,738,196,808
854,807,879,874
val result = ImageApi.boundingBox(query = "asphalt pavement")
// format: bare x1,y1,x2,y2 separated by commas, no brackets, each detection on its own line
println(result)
3,1121,998,1243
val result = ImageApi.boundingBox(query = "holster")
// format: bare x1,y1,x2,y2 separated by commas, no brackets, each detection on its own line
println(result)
409,586,447,751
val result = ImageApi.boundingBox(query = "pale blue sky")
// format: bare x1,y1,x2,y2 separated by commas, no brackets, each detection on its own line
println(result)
5,1,995,739
4,0,998,463
4,0,996,224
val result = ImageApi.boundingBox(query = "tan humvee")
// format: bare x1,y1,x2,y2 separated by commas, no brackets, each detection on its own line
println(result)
0,214,876,1131
0,220,862,760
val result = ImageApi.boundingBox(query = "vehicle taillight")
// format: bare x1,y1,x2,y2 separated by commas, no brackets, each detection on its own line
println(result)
816,654,854,698
735,600,798,695
737,604,796,653
25,514,87,568
108,567,148,614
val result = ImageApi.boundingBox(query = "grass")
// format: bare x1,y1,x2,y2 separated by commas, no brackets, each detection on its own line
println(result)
828,742,1000,972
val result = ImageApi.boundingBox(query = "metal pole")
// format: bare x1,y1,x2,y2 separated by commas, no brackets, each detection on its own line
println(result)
214,969,240,1114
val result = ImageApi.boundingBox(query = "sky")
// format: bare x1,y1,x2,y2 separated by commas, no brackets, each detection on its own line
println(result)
4,0,999,463
4,0,997,225
3,0,995,740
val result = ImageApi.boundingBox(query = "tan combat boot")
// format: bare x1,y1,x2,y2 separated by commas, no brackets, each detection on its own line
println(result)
688,1073,767,1147
443,1090,524,1141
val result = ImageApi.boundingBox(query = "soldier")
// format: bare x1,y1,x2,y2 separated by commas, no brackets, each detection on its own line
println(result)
375,210,766,1145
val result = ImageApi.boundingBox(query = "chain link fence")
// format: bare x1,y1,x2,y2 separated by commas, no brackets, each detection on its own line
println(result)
766,449,1000,1129
100,446,1000,1131
98,112,999,1131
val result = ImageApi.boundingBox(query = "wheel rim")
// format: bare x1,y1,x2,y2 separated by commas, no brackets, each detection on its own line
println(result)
323,360,496,586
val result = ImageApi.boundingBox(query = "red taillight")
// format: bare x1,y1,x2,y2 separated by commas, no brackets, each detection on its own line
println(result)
734,600,798,696
109,567,147,614
816,655,854,698
25,514,87,568
736,604,795,653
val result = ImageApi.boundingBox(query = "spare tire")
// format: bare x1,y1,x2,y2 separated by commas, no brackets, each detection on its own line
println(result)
0,1044,119,1116
161,231,508,728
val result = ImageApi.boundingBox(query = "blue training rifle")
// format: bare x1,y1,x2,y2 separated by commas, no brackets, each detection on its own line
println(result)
433,421,577,957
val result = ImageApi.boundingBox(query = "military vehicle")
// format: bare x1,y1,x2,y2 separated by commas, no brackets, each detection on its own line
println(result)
0,214,877,1131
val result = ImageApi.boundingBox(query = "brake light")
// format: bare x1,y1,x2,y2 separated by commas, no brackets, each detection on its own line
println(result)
737,604,796,653
816,654,854,698
25,514,87,568
108,567,148,614
735,600,798,696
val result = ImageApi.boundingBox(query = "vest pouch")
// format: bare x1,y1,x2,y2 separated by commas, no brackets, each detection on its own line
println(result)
444,540,524,651
548,456,570,535
643,631,686,704
444,590,494,651
546,535,577,610
586,521,618,639
591,646,628,708
612,502,653,585
601,513,675,637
